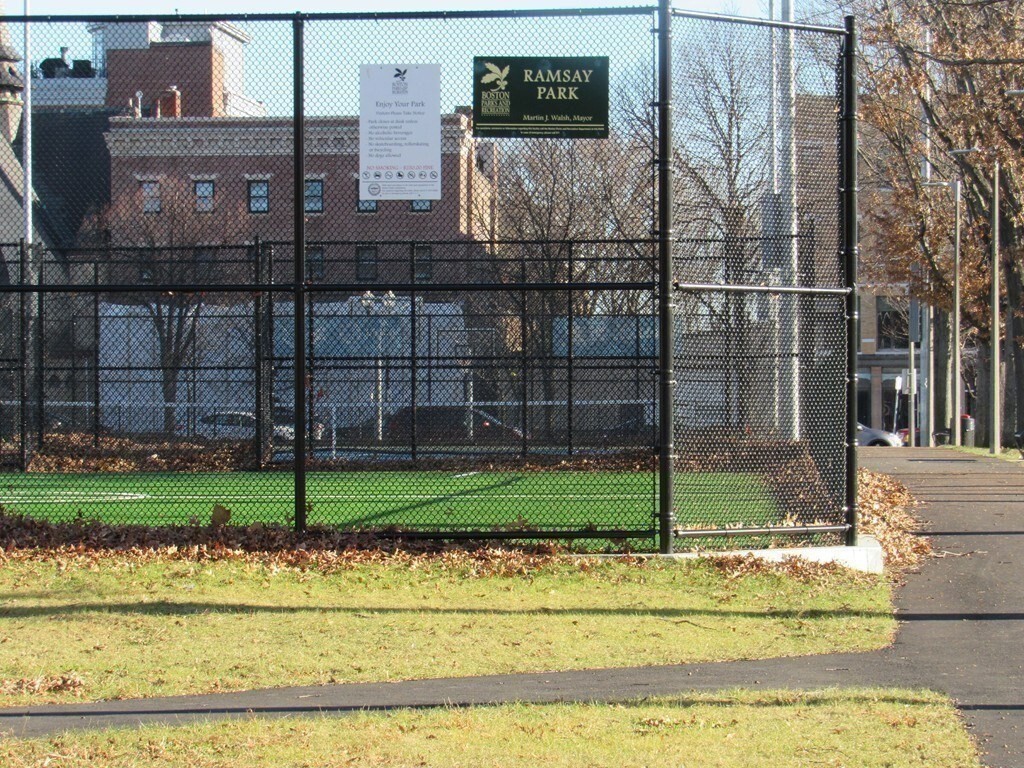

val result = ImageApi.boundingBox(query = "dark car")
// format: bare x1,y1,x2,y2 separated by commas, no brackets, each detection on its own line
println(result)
385,406,524,445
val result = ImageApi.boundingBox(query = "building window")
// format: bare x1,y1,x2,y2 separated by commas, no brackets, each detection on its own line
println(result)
307,246,325,281
877,297,909,350
356,181,378,212
194,180,215,213
248,180,269,213
356,246,378,282
410,199,432,212
414,245,432,282
305,179,324,213
141,181,161,213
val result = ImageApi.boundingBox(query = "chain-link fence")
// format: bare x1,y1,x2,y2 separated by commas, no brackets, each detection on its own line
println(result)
0,7,856,551
668,11,856,549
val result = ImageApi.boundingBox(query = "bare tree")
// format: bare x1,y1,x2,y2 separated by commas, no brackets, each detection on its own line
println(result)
80,182,250,434
670,21,780,429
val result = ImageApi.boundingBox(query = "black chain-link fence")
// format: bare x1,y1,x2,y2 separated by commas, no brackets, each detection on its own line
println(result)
668,11,855,548
0,7,856,551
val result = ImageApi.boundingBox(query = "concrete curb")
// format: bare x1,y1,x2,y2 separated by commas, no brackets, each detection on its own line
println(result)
576,534,885,573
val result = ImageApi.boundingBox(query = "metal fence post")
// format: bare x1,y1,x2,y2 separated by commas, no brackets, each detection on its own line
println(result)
18,239,27,472
520,253,528,458
657,0,676,553
253,235,265,469
35,245,44,450
410,244,418,462
567,242,574,456
842,14,859,545
92,231,107,448
293,15,307,532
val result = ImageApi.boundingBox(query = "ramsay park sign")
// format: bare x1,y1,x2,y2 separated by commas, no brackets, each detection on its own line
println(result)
473,56,609,138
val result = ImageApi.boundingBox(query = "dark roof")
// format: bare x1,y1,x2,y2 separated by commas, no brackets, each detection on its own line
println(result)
13,108,121,249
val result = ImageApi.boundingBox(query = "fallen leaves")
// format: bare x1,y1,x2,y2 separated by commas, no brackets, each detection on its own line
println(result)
857,468,931,571
0,673,86,697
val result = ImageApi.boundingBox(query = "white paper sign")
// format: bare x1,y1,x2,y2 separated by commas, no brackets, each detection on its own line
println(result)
359,64,441,200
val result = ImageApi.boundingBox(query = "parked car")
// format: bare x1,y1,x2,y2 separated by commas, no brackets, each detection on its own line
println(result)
385,406,525,445
857,422,902,447
197,411,294,442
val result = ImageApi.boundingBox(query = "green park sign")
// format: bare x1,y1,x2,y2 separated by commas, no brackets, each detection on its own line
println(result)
472,56,609,138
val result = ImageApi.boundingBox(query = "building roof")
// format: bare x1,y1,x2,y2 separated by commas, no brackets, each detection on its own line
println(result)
13,108,120,249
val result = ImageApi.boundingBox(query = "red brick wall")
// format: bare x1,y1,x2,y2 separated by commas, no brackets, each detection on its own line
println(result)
106,117,492,286
106,43,217,117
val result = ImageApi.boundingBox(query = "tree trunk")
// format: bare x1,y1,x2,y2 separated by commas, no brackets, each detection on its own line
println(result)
161,373,178,436
975,340,991,447
933,309,950,437
1007,261,1024,439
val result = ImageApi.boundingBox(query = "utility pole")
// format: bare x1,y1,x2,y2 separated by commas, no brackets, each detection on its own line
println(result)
991,159,1001,454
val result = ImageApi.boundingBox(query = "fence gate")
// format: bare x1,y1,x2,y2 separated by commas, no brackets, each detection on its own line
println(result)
0,5,856,552
665,10,857,550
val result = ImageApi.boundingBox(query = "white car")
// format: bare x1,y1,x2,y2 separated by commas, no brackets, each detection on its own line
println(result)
196,411,295,442
856,423,902,447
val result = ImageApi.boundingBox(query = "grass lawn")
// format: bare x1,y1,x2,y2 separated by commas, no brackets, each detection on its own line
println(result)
0,690,981,767
0,470,778,532
945,445,1024,463
0,556,892,706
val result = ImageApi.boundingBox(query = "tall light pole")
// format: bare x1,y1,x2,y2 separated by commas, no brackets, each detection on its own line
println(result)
951,148,1000,453
923,177,963,445
21,0,31,248
360,290,396,443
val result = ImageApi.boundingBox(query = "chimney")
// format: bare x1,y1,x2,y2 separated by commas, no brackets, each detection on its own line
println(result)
158,85,181,118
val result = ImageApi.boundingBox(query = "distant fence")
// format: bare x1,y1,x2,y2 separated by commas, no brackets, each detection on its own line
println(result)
0,5,857,551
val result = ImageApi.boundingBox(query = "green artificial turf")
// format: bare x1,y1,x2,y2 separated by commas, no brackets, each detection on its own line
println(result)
0,470,777,533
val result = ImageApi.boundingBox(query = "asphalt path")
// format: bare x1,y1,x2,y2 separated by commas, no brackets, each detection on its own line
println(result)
1,447,1021,766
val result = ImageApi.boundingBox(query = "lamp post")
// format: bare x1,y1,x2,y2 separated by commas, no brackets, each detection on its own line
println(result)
923,177,963,445
360,290,396,443
950,148,1000,453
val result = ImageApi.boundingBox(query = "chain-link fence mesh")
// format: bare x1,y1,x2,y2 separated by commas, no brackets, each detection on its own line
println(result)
669,12,849,547
0,8,853,550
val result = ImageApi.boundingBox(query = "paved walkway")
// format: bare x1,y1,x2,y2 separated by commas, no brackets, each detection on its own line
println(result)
2,448,1022,766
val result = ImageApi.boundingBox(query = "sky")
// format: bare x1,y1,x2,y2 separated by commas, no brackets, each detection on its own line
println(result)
13,0,770,18
8,0,815,119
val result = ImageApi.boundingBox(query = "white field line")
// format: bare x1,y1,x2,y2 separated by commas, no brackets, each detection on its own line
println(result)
2,492,650,504
0,492,150,502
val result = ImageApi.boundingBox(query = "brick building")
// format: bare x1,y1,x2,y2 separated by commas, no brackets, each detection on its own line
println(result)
103,111,499,286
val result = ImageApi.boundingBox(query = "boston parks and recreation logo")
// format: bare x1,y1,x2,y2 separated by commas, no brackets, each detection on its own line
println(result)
478,62,512,118
392,67,409,94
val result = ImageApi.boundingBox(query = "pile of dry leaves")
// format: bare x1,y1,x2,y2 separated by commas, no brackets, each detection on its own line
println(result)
857,467,931,570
